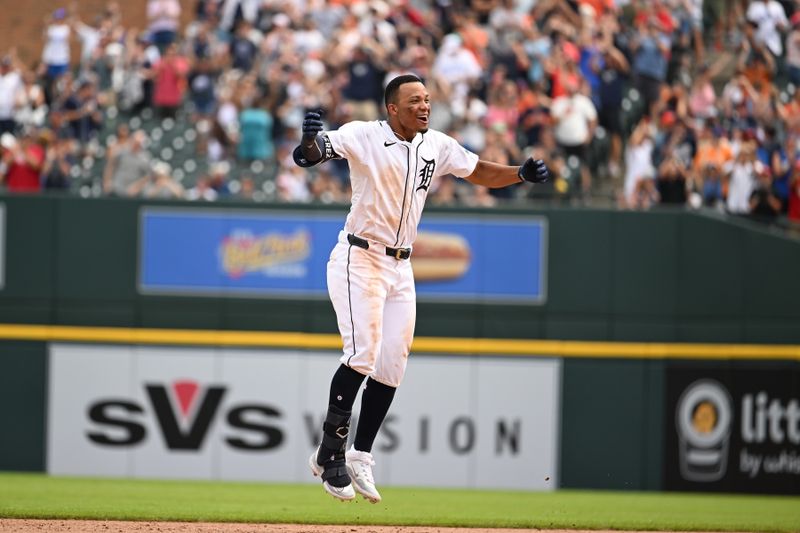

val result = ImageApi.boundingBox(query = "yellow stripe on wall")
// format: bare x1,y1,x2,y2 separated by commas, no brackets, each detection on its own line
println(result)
0,323,798,360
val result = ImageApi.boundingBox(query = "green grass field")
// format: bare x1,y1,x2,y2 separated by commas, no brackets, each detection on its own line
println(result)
0,473,798,532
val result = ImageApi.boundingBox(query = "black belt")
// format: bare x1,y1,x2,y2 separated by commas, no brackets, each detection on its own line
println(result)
347,234,411,260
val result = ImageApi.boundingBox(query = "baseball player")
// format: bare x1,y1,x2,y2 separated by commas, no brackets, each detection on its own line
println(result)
294,74,550,503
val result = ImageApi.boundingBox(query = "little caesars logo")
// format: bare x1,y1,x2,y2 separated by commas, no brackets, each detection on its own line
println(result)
676,379,800,482
676,380,733,481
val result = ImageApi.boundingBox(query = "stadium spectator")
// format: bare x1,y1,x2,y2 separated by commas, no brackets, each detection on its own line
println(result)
593,39,629,178
551,77,597,192
749,161,782,222
0,56,22,136
61,79,103,146
786,13,800,85
428,174,459,206
746,0,789,58
128,160,184,198
310,167,347,204
339,42,387,122
238,96,273,162
147,0,182,52
117,34,156,113
480,124,522,200
0,131,45,193
152,43,189,118
726,139,759,215
236,174,256,201
687,59,727,120
229,20,259,73
519,20,552,87
0,0,797,231
693,125,734,181
207,161,231,197
188,55,219,118
42,8,72,84
186,174,218,201
484,78,520,146
656,155,688,206
42,134,74,190
631,14,672,116
622,117,656,208
757,125,791,211
701,162,725,208
103,129,151,196
432,33,482,118
276,162,311,203
14,69,48,133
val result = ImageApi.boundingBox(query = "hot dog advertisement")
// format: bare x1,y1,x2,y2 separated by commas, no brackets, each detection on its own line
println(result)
411,231,472,282
140,209,546,303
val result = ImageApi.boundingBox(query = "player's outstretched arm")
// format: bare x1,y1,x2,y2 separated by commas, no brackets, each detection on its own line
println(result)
464,158,550,188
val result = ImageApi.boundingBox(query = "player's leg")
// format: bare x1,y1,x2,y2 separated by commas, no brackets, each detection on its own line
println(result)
310,243,386,500
308,364,363,500
347,266,416,503
328,243,387,376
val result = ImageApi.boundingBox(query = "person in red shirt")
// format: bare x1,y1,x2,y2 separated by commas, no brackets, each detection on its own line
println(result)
1,132,46,193
152,43,189,118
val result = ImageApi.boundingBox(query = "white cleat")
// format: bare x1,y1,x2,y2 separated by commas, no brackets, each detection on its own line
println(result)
346,447,382,503
309,447,355,501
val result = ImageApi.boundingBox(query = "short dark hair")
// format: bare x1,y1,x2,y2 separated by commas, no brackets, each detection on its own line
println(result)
384,74,423,108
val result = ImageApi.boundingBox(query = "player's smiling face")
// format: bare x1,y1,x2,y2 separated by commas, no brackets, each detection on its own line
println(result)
388,81,430,141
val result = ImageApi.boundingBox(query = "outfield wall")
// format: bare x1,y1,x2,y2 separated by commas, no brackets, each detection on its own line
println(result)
2,195,800,343
1,332,797,494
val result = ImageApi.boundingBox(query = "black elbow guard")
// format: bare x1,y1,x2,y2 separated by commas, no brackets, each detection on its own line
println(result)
293,145,321,167
293,134,339,168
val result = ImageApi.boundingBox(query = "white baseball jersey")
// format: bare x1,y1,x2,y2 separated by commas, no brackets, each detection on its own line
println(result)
326,120,479,248
322,120,478,387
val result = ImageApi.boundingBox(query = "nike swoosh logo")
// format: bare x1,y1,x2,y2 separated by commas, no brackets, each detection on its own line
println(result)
384,141,396,147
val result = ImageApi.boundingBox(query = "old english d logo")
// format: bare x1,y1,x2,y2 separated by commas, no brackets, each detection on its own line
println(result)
147,380,226,450
417,157,435,192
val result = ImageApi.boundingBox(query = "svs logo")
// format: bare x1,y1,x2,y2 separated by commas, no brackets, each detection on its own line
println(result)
87,380,283,451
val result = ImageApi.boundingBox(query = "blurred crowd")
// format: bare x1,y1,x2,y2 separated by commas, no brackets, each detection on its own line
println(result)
1,0,800,227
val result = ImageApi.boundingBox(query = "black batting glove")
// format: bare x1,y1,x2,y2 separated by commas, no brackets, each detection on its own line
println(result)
302,111,324,146
518,157,550,184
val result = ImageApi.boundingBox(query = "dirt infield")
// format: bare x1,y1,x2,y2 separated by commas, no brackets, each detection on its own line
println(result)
0,521,743,533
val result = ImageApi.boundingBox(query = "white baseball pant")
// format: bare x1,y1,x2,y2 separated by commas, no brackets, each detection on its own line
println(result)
327,231,416,387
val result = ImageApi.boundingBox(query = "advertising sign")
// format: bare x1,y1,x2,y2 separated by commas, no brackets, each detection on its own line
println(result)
47,344,560,490
665,364,800,494
138,208,547,303
139,209,339,297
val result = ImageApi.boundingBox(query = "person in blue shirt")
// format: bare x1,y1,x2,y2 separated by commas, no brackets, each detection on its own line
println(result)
238,96,274,161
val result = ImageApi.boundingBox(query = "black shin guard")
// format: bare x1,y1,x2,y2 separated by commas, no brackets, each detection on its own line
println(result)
354,377,396,453
317,404,352,488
